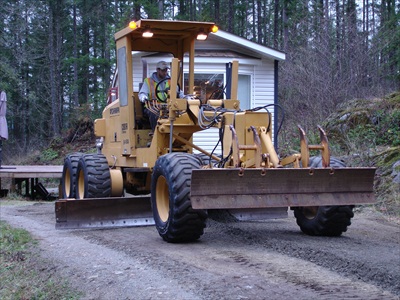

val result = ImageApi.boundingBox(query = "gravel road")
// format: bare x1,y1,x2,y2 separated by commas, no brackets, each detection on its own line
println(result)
1,201,399,300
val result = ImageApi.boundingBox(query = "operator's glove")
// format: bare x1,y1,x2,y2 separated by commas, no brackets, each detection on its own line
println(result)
139,94,148,103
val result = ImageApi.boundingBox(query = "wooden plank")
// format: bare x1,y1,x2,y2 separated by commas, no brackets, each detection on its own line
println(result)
0,165,62,178
0,165,62,198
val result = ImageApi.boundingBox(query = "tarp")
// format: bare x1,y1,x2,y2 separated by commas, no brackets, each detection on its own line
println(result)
0,91,8,140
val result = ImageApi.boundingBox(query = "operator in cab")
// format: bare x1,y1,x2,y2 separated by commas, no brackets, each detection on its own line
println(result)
139,61,184,131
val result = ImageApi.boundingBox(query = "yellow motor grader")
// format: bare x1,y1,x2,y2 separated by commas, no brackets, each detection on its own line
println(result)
56,19,376,242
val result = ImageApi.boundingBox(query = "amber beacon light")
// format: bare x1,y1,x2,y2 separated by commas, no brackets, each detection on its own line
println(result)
129,21,137,29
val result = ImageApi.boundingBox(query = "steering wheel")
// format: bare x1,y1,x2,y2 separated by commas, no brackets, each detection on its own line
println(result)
155,78,181,102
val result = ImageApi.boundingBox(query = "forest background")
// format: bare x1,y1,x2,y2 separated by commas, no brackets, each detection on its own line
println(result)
0,0,399,160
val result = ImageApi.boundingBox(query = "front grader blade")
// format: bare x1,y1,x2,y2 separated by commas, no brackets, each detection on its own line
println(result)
190,167,376,209
55,196,154,229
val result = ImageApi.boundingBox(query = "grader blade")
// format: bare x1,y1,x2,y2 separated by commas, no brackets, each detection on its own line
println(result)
190,167,376,209
55,196,154,229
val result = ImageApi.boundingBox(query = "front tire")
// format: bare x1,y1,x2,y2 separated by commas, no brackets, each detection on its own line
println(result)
76,154,111,199
293,156,354,236
61,152,83,198
294,205,354,236
151,153,207,242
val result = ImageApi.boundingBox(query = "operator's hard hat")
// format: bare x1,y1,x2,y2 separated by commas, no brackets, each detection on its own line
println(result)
156,61,169,70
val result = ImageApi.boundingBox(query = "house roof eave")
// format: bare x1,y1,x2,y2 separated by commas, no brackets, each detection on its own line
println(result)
211,30,286,61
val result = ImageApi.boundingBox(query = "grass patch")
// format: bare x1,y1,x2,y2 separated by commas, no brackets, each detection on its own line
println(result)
0,221,81,300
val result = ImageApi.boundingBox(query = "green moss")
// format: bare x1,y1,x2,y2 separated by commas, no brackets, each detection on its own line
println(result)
375,146,400,168
385,91,400,107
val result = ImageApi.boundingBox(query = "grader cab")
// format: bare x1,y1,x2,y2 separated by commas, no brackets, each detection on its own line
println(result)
56,19,376,242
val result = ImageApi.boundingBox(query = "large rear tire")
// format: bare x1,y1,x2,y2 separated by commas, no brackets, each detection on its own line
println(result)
61,152,83,198
76,154,111,199
151,153,207,242
194,153,219,167
293,156,354,236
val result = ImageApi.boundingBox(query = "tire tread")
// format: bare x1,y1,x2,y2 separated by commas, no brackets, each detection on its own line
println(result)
151,153,207,242
294,156,354,237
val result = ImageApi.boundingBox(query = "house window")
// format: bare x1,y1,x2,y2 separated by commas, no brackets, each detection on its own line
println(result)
238,74,251,110
183,72,251,110
184,73,225,103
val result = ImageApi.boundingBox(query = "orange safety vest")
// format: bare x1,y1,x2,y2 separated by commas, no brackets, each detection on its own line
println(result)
144,77,170,102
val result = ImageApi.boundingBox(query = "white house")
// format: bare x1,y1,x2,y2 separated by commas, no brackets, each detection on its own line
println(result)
131,30,286,154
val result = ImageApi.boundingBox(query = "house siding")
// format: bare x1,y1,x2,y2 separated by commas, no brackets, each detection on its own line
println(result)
253,58,275,136
132,56,145,92
254,59,275,108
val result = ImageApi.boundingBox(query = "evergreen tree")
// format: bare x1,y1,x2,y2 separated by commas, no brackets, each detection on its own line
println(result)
0,0,398,158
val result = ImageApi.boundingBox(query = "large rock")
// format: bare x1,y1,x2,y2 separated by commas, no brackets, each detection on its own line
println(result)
392,160,400,184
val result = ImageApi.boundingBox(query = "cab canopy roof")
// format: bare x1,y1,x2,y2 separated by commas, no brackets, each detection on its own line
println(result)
114,19,217,57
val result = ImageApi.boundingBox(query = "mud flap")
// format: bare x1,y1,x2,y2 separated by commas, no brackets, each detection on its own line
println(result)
55,196,154,229
190,167,376,209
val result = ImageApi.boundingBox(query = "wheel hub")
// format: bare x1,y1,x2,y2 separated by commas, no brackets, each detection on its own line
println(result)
156,175,169,222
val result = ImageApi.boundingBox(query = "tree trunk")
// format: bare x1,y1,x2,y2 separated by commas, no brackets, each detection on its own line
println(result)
81,0,90,105
273,0,279,48
48,4,58,137
257,0,262,44
282,0,288,51
214,0,220,25
228,0,233,32
73,3,79,107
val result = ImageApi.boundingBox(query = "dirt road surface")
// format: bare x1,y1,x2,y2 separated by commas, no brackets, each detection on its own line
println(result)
1,201,399,300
